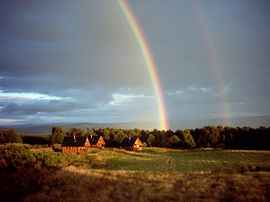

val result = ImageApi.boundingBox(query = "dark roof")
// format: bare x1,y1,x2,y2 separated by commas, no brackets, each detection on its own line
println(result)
61,136,87,147
89,136,100,145
121,137,137,147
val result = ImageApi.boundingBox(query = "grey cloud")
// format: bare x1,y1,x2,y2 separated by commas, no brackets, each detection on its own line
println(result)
1,100,82,115
0,0,269,126
0,0,133,43
0,0,150,91
166,85,222,105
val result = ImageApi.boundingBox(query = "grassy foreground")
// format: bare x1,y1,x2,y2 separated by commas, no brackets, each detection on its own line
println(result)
1,147,270,201
24,167,270,202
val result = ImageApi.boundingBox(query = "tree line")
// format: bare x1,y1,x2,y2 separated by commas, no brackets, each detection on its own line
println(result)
49,126,270,150
1,126,270,150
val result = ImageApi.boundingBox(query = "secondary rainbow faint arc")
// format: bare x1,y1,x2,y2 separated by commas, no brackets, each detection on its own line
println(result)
117,0,169,130
191,1,231,126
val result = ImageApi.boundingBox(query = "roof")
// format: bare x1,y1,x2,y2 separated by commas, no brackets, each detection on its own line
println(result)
89,136,101,145
61,136,88,147
122,137,139,147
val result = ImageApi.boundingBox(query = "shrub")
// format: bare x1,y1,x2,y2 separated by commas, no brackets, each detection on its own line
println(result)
21,135,49,145
0,129,22,144
0,144,76,171
0,144,36,171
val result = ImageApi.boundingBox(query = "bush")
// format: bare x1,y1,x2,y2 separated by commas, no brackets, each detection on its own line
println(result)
0,144,36,171
0,144,76,171
21,135,49,145
0,129,22,144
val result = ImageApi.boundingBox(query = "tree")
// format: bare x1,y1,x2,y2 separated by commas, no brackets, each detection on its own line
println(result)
127,129,140,138
22,135,49,145
169,135,180,148
66,128,84,137
86,128,96,137
48,126,65,145
0,129,22,144
222,126,234,148
197,126,221,148
157,130,168,147
99,128,111,140
140,130,149,143
113,129,126,144
147,134,155,147
180,129,196,148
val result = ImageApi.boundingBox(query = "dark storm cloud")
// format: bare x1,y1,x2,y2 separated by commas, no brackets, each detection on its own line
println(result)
0,95,106,123
0,0,150,91
2,102,58,115
1,100,83,115
134,0,270,91
0,0,111,41
0,0,269,127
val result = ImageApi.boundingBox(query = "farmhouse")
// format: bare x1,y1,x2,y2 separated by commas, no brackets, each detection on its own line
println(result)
122,137,143,151
89,135,106,149
61,136,90,152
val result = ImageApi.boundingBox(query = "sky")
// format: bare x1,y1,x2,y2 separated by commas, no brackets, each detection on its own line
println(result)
0,0,269,129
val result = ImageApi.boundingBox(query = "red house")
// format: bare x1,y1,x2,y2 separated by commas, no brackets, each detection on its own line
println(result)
121,137,143,151
89,135,106,149
61,136,90,152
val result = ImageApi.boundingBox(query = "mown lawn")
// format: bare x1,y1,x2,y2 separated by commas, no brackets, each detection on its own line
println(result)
91,148,270,172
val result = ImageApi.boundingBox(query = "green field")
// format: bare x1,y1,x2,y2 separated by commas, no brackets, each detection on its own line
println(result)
87,147,270,172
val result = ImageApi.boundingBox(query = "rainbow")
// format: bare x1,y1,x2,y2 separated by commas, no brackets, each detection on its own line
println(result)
191,1,231,126
117,0,169,130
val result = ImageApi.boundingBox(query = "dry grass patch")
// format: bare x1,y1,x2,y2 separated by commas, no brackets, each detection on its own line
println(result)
24,167,270,202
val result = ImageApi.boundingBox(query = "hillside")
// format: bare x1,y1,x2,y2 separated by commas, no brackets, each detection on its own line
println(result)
0,122,159,134
1,115,269,134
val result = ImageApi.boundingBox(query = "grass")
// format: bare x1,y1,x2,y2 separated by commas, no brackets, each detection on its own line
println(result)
1,146,270,201
23,167,270,202
89,147,270,172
